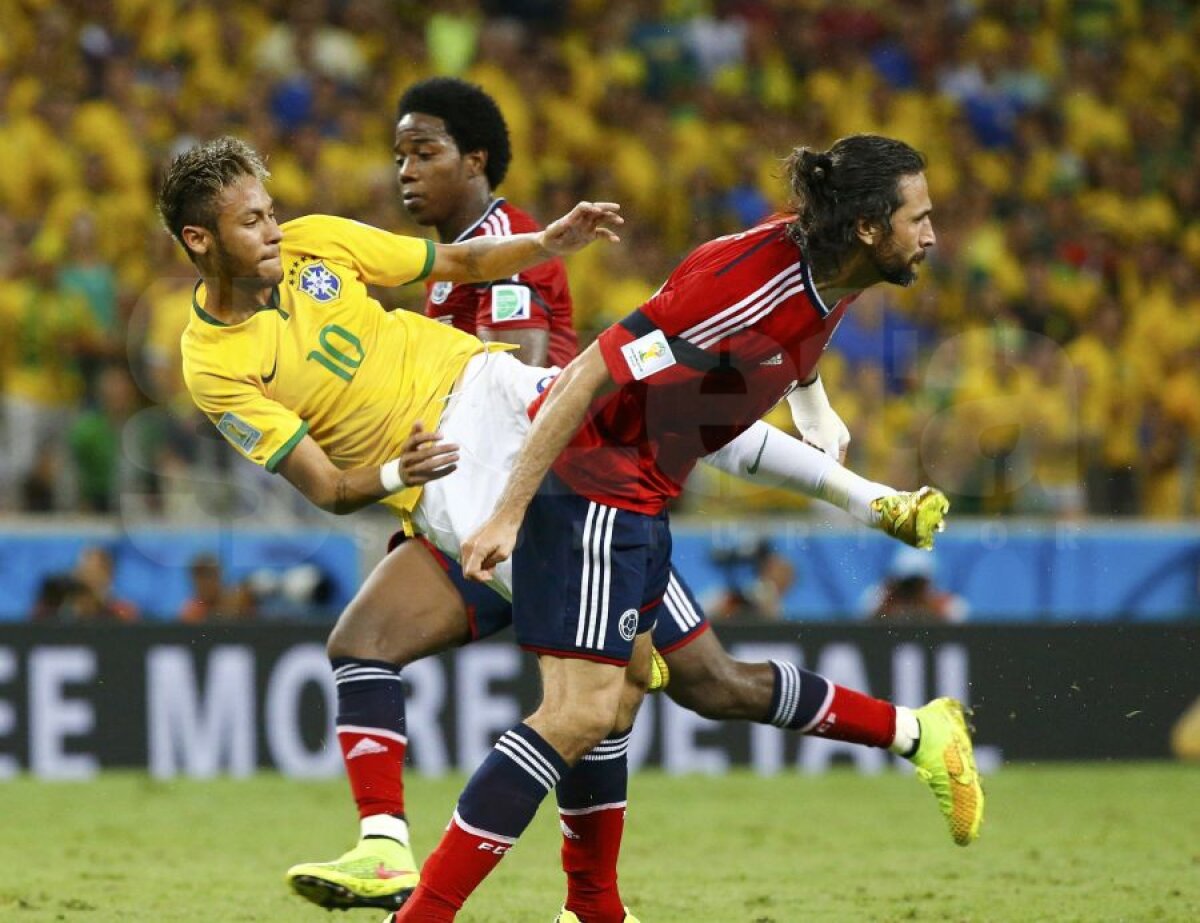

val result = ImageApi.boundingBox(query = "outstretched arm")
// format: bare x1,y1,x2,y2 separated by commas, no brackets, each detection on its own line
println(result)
461,342,612,581
429,201,622,282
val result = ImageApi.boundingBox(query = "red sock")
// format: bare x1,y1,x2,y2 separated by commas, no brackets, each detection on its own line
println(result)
395,814,512,922
338,729,407,818
560,806,627,923
808,685,896,749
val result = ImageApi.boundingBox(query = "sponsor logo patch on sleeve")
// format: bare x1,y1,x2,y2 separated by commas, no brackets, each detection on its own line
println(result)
490,284,532,322
619,329,676,380
216,412,263,455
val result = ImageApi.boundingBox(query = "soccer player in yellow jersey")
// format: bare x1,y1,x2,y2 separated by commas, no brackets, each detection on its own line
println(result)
162,137,620,531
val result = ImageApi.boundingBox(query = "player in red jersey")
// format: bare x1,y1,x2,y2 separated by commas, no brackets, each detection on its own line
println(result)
286,85,955,921
386,136,983,922
398,77,576,367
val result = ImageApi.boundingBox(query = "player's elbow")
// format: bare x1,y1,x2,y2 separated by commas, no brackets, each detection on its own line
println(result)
319,481,362,516
277,443,359,514
301,482,341,515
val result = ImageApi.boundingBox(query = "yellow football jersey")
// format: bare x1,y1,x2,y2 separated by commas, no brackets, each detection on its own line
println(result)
182,213,497,523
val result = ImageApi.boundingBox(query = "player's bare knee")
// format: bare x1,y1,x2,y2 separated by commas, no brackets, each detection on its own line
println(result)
326,607,380,661
533,695,622,761
326,602,409,666
577,709,619,754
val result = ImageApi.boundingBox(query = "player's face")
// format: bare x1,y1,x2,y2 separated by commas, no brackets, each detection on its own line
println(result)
393,113,474,226
207,175,283,289
870,172,935,287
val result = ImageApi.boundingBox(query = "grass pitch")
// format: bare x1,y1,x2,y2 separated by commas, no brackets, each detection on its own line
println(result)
0,764,1197,922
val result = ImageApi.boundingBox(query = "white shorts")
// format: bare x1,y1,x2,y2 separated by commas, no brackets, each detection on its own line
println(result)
411,350,557,600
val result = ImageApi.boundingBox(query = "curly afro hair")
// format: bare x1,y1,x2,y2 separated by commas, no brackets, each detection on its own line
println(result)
398,77,512,189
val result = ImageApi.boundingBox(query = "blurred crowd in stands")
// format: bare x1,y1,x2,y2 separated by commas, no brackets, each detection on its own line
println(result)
30,542,337,623
1,0,1198,522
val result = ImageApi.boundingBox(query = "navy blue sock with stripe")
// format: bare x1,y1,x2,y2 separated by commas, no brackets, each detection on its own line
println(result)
395,723,567,920
557,730,631,923
458,723,568,837
768,660,897,748
331,657,409,829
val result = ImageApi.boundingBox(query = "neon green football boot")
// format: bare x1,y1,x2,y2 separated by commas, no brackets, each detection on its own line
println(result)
910,698,985,846
647,647,670,693
871,486,950,550
556,908,641,922
286,837,418,910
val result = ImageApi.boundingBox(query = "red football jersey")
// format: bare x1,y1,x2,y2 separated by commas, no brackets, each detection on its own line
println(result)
532,217,854,514
424,199,578,368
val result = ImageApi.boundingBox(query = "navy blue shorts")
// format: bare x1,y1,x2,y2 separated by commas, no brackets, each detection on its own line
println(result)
389,535,513,641
388,533,708,653
644,569,712,653
511,474,672,665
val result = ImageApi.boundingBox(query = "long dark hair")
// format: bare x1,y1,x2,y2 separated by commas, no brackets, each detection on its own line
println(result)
785,134,925,278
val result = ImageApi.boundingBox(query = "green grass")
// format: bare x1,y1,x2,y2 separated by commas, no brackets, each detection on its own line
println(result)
0,764,1197,922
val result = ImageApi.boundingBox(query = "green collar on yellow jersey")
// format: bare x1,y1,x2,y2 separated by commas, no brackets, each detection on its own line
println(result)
192,281,287,327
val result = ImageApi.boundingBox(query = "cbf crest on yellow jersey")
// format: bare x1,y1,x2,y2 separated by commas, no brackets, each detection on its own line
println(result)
181,214,496,521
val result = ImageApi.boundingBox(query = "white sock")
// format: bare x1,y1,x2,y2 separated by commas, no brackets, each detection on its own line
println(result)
704,421,894,525
810,454,893,526
889,706,921,756
361,814,409,844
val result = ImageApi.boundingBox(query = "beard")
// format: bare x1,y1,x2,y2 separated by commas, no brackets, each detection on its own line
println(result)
871,235,919,287
212,235,282,290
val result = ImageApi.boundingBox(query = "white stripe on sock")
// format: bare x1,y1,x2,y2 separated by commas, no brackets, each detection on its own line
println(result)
452,809,517,845
558,801,627,816
336,725,408,746
497,732,562,790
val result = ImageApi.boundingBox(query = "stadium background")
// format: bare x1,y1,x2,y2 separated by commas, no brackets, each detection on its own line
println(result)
0,3,1198,921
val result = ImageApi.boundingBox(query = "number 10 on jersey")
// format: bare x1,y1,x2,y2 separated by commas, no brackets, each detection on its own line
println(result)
307,324,365,382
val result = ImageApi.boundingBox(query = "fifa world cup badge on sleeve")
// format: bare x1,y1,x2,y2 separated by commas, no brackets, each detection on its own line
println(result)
216,412,262,454
620,329,677,380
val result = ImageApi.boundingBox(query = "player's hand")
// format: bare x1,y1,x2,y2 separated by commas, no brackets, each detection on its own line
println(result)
540,201,623,255
461,514,521,583
399,421,459,486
